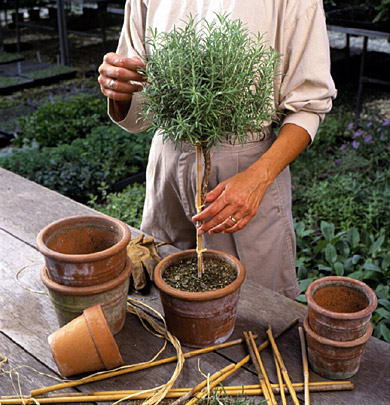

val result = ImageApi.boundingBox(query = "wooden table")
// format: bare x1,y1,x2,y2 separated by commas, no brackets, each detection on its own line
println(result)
0,167,389,404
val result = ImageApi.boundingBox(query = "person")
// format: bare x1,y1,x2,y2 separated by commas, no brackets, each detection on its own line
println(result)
98,0,337,299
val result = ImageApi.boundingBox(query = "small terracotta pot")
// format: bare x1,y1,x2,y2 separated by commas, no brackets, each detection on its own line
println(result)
41,257,131,334
303,315,372,380
48,304,123,377
36,214,131,287
154,249,245,348
306,276,377,341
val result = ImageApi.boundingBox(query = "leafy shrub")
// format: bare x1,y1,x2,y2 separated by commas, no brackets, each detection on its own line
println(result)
291,109,390,239
295,220,390,342
293,169,390,237
89,183,146,229
14,93,109,147
292,107,390,342
0,126,153,201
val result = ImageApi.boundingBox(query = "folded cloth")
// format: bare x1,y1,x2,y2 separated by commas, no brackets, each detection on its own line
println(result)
126,234,162,291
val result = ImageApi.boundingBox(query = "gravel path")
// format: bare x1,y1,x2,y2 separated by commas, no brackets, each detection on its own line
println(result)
328,30,390,55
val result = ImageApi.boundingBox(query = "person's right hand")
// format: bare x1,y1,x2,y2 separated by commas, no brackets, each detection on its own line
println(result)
98,52,146,102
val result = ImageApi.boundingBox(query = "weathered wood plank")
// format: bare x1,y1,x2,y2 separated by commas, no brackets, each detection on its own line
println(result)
1,167,389,404
0,168,177,260
0,230,259,399
0,333,87,400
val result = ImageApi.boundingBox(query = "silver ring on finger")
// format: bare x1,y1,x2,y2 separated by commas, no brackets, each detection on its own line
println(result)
108,79,116,90
229,215,237,224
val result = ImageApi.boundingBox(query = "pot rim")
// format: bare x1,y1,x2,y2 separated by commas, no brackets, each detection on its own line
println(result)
306,276,377,320
303,315,373,348
40,256,132,295
36,214,131,263
153,249,246,301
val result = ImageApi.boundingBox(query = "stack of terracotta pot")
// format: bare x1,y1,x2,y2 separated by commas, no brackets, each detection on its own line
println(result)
304,276,377,379
37,214,132,335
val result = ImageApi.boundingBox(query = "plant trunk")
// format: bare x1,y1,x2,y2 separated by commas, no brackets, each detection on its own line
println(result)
195,143,211,278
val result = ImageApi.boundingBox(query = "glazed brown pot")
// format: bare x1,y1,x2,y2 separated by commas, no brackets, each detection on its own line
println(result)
303,315,372,380
48,304,123,377
36,214,131,287
41,257,131,334
306,276,377,341
154,249,246,348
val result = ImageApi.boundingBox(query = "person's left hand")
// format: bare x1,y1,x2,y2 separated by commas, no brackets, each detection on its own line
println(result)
192,164,270,234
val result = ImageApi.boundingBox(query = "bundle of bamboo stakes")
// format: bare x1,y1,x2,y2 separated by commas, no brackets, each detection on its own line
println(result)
0,316,354,405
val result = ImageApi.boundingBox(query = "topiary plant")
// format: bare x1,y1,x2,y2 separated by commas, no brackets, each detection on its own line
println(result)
142,13,280,276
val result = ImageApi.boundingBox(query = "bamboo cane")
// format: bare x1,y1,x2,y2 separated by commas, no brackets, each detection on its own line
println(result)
170,363,235,405
1,381,354,404
299,326,310,405
29,333,257,397
185,318,299,405
243,332,275,405
248,330,277,405
266,322,299,405
274,352,286,405
30,319,297,398
195,144,204,277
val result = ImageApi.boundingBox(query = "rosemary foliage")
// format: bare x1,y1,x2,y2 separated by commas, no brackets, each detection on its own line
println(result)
142,13,280,151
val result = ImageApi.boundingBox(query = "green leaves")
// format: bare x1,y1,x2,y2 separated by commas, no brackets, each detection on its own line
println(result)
14,93,109,147
295,220,390,342
142,13,280,150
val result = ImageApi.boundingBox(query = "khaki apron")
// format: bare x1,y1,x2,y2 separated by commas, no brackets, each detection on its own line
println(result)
141,129,299,299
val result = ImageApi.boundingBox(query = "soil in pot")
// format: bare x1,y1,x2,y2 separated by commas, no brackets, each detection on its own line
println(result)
306,276,377,341
313,285,369,314
154,249,245,347
162,256,237,292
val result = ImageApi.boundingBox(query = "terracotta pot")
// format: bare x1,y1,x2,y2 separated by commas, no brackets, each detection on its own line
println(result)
48,304,123,377
36,214,131,287
306,276,377,341
303,315,372,380
41,257,131,334
154,249,245,348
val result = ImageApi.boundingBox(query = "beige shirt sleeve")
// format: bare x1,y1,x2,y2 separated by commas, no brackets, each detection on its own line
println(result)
275,1,337,141
108,0,151,133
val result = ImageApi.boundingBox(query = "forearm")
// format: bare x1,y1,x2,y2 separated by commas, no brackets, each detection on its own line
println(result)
251,123,311,187
112,99,132,121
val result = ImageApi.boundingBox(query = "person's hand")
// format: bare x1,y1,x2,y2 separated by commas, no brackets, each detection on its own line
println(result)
192,164,271,235
98,52,146,103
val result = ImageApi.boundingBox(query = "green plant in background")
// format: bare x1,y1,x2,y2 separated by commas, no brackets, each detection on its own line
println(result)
0,77,29,88
142,13,280,275
197,384,267,404
0,126,153,202
0,51,23,64
295,221,390,342
290,107,390,343
24,65,76,80
291,108,390,239
89,183,146,229
14,93,109,147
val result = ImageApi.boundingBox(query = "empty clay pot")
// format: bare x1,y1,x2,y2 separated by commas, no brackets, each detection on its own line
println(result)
41,257,131,334
303,315,372,380
48,304,124,377
154,249,245,348
306,276,377,341
36,214,131,287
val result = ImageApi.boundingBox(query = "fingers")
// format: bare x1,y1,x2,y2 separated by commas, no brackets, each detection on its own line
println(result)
192,170,265,235
99,52,146,82
100,77,144,101
98,53,146,101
